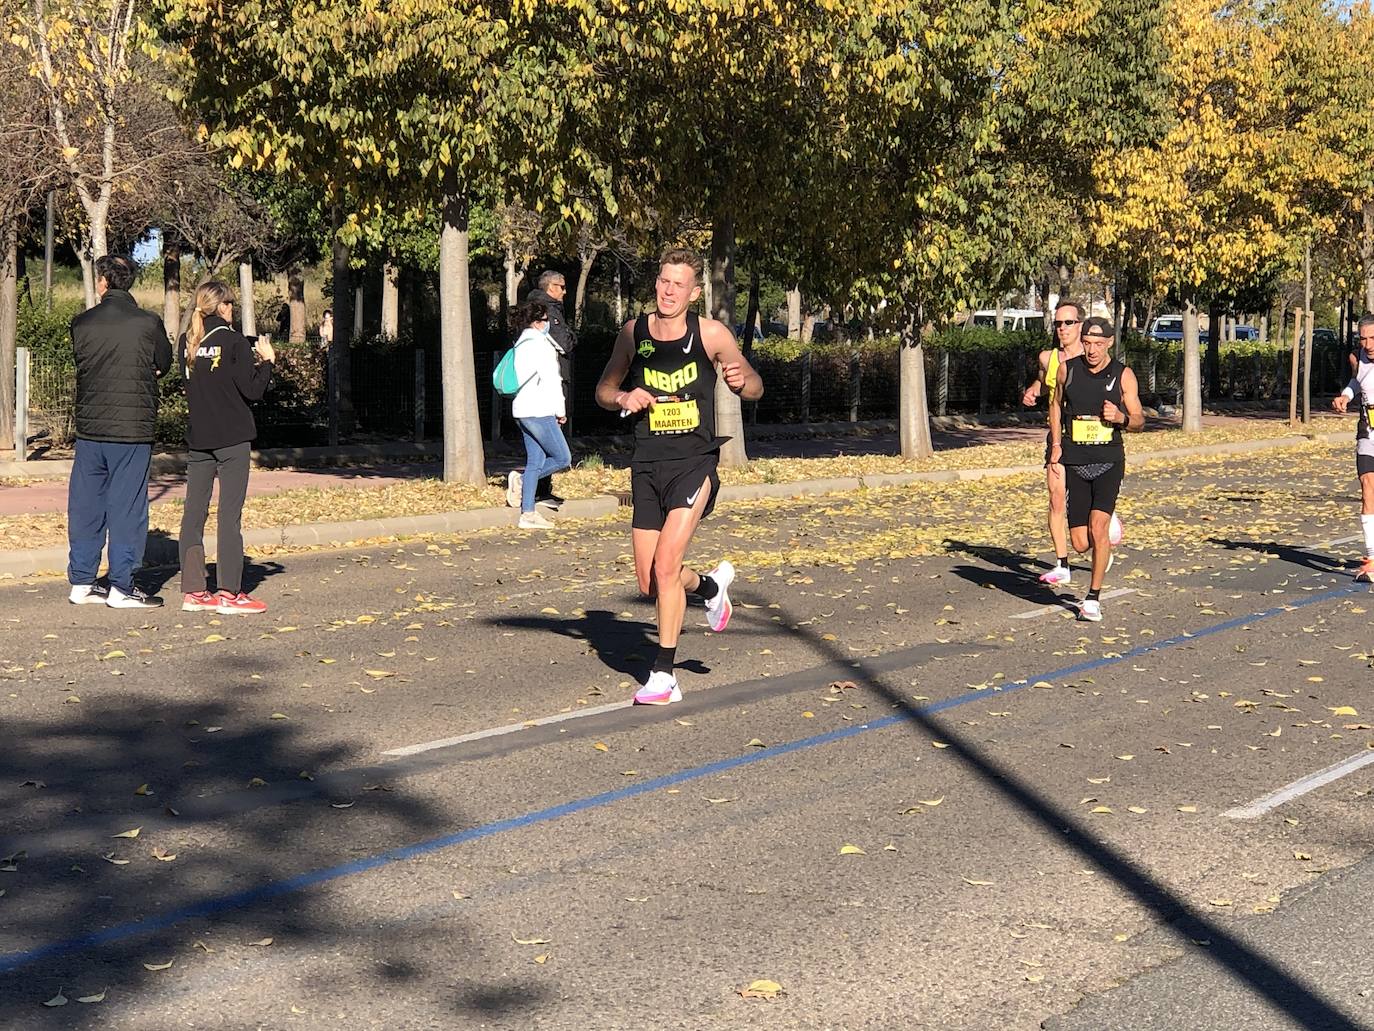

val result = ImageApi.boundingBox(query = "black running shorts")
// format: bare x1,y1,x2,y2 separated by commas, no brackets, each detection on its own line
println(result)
631,451,720,531
1066,462,1124,529
1358,450,1374,478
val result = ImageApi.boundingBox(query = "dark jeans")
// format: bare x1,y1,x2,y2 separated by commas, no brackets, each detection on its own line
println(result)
67,438,152,594
518,416,572,512
179,440,252,594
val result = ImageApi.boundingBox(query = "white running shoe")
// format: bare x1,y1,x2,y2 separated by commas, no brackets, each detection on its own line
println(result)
704,560,735,632
1078,598,1103,622
633,670,682,705
518,509,555,529
1038,565,1071,586
506,470,523,509
69,583,109,605
106,585,164,609
1108,512,1124,545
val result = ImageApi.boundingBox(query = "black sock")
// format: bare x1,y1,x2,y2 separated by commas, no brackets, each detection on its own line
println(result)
1086,588,1101,602
691,574,719,601
1056,554,1069,567
652,646,677,674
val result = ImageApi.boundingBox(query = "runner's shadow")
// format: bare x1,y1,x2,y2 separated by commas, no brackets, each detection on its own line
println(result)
1208,537,1348,574
489,608,711,678
942,540,1075,610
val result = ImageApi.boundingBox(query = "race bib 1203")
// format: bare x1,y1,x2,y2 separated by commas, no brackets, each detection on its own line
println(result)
648,398,701,434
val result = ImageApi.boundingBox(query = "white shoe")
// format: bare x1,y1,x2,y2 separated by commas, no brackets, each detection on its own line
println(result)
1108,512,1124,545
518,509,555,530
69,583,109,605
1078,598,1103,622
506,470,523,509
634,670,682,705
106,585,164,609
1037,565,1071,586
703,560,735,632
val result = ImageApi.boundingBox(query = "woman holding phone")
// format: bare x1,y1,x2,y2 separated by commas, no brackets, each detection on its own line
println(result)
178,280,275,613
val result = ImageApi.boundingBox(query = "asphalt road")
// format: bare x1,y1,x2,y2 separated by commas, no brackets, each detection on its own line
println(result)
2,442,1374,1030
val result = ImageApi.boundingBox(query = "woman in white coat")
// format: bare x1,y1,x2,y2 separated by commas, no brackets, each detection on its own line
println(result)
506,300,571,529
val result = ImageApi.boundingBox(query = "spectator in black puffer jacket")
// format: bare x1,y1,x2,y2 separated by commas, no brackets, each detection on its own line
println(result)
66,255,172,610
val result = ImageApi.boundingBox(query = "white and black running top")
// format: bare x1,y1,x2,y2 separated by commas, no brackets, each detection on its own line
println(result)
1340,353,1374,442
1058,355,1126,466
627,311,728,462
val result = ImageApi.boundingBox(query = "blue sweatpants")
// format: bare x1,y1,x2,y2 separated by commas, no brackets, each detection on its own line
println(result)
67,438,152,594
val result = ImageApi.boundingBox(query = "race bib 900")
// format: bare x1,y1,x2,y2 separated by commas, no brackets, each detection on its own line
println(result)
1071,416,1115,445
648,399,700,434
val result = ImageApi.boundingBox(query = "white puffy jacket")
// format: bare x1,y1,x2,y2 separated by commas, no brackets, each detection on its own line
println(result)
510,327,566,420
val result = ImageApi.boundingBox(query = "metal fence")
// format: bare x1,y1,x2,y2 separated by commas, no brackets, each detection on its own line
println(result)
15,336,1359,454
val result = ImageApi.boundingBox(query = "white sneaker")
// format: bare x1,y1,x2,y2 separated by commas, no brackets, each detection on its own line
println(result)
703,560,735,632
1108,512,1124,545
518,509,555,530
106,585,164,609
506,470,523,509
1037,565,1071,586
1078,598,1103,622
69,583,109,605
633,670,682,705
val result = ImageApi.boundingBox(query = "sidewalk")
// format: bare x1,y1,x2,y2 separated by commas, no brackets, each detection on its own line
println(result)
0,414,1344,581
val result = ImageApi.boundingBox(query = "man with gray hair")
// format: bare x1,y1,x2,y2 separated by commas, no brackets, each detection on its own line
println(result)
524,269,576,507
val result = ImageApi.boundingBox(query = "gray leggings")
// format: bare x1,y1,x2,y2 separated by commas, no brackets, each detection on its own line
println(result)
179,440,252,594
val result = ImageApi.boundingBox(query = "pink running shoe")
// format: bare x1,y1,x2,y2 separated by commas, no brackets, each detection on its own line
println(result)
1038,566,1071,586
182,591,218,612
633,671,682,705
704,560,735,632
215,590,267,615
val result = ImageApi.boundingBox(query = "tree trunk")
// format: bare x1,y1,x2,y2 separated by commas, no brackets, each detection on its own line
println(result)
710,214,747,468
0,220,16,451
504,244,520,308
439,186,484,484
43,191,55,312
899,306,933,459
1039,275,1052,334
1259,314,1268,343
574,246,598,330
1206,302,1223,399
331,209,354,434
288,266,306,343
787,284,802,338
354,285,364,337
1363,204,1374,314
162,238,181,343
994,299,1005,332
1056,261,1072,308
1182,299,1203,432
613,260,624,326
238,261,257,337
1303,243,1313,424
381,260,400,338
743,260,761,358
79,241,96,310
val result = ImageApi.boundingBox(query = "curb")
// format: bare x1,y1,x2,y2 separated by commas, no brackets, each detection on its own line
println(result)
0,430,1345,582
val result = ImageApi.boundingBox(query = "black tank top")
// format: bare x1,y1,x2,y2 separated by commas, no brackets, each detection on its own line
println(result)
1058,355,1126,465
627,312,726,461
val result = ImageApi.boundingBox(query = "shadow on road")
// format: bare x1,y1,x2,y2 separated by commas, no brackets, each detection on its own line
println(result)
942,539,1076,610
0,658,549,1026
763,590,1363,1030
1208,536,1349,574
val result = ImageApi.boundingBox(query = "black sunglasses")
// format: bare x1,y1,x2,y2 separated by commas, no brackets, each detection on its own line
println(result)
1053,319,1081,328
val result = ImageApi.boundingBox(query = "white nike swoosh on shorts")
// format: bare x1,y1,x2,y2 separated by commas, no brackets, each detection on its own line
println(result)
685,489,701,506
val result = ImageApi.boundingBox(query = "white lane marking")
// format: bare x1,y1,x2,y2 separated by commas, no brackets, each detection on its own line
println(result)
1012,588,1137,620
1319,533,1360,550
1224,749,1374,819
387,534,1362,756
382,700,632,756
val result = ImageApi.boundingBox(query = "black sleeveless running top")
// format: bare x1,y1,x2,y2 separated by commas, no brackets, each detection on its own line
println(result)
627,311,727,461
1058,355,1126,465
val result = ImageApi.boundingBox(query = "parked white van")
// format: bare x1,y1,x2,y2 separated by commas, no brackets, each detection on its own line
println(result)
968,308,1043,331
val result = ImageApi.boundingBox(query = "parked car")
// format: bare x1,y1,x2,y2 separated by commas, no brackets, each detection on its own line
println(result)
1312,327,1338,348
1148,315,1184,342
1232,325,1260,341
969,308,1043,331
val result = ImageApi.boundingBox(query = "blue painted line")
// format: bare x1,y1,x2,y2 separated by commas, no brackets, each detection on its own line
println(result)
0,579,1359,975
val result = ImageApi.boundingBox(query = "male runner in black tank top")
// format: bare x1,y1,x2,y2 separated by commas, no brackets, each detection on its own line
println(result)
595,247,764,705
1048,317,1144,622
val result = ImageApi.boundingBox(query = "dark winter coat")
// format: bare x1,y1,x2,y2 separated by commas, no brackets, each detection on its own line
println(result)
178,315,274,451
71,289,173,443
